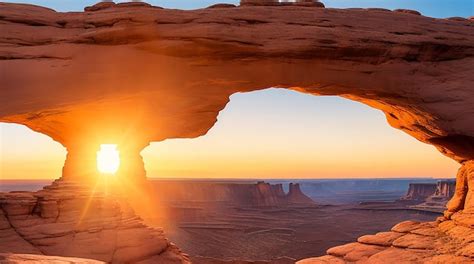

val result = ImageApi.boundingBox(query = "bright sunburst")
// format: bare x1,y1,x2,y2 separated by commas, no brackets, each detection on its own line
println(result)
97,144,120,174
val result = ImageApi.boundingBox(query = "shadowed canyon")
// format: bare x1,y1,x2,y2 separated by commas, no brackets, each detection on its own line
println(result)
1,0,474,263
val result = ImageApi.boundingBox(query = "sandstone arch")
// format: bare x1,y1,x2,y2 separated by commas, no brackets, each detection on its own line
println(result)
1,3,473,215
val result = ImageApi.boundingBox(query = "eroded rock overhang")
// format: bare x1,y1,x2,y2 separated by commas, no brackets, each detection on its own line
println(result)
1,3,474,181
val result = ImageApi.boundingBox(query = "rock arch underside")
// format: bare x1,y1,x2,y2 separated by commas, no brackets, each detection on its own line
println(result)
1,2,474,263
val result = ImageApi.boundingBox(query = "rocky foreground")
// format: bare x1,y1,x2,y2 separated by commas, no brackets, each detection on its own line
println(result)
0,253,104,264
0,180,189,263
298,216,474,263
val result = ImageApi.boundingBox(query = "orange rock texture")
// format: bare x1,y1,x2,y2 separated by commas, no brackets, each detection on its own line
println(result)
1,2,473,181
0,180,190,263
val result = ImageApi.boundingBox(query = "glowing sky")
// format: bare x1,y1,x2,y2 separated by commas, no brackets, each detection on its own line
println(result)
1,0,469,180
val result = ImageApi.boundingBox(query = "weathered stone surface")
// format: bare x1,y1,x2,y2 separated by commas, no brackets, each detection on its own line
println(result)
84,2,115,12
391,221,434,233
300,216,474,263
410,227,440,237
439,221,474,243
448,17,469,22
458,242,474,258
445,162,474,217
393,9,422,15
392,233,437,250
296,255,345,264
366,248,434,263
207,3,237,9
0,253,105,264
357,231,404,246
400,183,437,201
427,254,474,264
327,242,384,262
0,181,189,264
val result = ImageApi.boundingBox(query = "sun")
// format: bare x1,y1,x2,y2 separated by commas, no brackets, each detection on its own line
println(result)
97,144,120,174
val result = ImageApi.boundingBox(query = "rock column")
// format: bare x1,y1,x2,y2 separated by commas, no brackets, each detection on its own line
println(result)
446,161,474,217
61,142,149,186
62,145,99,183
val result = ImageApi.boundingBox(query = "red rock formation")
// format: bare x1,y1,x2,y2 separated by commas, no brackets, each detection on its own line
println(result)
241,0,325,7
409,180,456,212
297,220,474,263
0,180,189,264
271,183,286,197
434,180,456,197
1,3,474,189
151,181,314,207
0,253,105,264
287,183,315,204
400,183,437,201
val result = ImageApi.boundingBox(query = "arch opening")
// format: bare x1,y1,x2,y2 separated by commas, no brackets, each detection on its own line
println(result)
138,88,459,260
0,123,65,190
142,88,459,180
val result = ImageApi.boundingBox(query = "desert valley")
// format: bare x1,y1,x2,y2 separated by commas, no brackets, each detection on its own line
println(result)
0,178,458,263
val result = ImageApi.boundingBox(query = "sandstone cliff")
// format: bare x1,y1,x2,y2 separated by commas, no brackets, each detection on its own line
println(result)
0,180,189,264
434,180,456,198
409,180,457,213
151,181,314,207
400,183,437,201
286,183,315,204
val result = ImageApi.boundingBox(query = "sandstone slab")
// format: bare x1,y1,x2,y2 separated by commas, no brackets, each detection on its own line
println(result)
327,242,384,262
357,231,405,246
0,253,105,264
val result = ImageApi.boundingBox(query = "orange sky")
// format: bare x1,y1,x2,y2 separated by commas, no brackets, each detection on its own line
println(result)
0,89,459,180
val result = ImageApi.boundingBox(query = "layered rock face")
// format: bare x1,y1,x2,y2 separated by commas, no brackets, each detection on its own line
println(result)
0,253,105,264
410,180,456,212
400,183,437,201
287,183,315,204
0,180,189,264
151,181,314,207
435,180,456,198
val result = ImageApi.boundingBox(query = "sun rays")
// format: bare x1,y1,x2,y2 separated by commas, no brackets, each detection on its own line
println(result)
97,144,120,175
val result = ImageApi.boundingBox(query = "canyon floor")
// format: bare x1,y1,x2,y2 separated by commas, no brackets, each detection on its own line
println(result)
149,202,437,262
